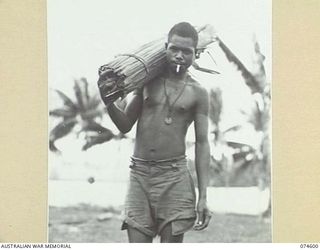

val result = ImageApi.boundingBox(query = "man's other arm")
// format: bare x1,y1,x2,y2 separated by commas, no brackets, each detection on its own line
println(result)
193,86,211,230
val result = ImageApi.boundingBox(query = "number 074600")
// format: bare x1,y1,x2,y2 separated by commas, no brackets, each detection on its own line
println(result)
300,244,319,248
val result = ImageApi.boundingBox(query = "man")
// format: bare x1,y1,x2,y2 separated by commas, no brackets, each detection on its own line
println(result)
99,22,211,243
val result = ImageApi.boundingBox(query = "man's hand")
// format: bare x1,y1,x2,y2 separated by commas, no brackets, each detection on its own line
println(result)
97,70,122,106
97,72,111,106
193,198,212,231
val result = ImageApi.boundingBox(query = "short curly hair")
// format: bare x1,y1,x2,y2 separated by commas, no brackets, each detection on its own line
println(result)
168,22,198,48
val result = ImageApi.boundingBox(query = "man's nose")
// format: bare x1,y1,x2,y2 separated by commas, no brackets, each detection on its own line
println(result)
175,50,183,60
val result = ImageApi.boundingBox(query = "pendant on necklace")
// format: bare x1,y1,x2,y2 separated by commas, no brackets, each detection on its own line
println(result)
164,117,172,125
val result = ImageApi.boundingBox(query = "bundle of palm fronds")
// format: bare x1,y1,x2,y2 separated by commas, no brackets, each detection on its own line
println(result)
98,24,217,104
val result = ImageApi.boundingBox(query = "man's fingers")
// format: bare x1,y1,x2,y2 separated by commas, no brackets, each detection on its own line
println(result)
197,213,211,230
193,212,212,231
193,211,204,230
197,211,204,225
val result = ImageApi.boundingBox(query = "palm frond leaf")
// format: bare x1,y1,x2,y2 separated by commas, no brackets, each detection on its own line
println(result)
49,108,77,119
222,125,242,134
49,118,77,152
81,121,112,134
217,38,262,93
80,77,90,104
86,94,101,110
73,80,85,112
82,130,115,151
192,61,220,75
209,88,222,126
80,109,103,121
49,140,60,153
55,89,77,111
252,40,267,85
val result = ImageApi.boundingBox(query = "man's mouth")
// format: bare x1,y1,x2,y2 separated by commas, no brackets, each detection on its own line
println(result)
172,62,184,73
173,61,184,65
176,64,181,73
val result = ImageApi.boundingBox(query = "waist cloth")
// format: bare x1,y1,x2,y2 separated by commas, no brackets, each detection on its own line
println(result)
121,155,197,237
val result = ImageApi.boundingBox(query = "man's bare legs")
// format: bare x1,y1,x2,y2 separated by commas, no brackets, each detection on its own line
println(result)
160,223,184,243
127,226,153,243
127,223,184,243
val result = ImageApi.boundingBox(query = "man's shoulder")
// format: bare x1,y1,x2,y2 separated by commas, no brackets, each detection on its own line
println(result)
133,76,162,92
187,75,208,95
143,76,163,89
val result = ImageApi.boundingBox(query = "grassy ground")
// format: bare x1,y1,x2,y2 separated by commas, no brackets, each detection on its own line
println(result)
49,205,271,243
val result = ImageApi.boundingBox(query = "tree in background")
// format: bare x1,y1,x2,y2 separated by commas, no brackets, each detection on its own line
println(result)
49,78,125,153
217,36,271,216
199,34,271,189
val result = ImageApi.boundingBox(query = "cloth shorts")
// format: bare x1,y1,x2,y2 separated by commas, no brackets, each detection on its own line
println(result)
121,155,197,237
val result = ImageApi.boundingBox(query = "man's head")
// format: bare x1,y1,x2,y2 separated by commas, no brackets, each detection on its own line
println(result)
168,22,198,48
165,22,198,74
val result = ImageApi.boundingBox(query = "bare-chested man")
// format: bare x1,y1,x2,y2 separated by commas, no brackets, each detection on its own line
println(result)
99,22,211,243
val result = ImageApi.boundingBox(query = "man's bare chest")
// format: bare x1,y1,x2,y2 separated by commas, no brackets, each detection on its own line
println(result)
142,83,196,113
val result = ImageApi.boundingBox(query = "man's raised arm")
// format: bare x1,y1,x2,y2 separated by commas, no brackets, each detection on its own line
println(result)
98,75,143,133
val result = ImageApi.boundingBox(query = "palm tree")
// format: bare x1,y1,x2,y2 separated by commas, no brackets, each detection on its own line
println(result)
49,78,123,153
217,35,271,216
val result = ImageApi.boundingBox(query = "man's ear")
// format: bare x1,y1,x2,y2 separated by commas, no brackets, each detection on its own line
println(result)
195,49,200,59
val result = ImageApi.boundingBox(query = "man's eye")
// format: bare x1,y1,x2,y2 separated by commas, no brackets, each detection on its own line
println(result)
183,50,192,55
170,47,178,52
169,47,193,55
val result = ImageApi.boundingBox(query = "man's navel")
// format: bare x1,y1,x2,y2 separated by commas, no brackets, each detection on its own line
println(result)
149,148,156,155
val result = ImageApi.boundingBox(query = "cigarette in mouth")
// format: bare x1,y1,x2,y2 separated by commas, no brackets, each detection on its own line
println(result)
176,65,180,73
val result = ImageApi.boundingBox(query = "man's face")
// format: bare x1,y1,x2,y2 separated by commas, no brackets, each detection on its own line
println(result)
166,34,196,74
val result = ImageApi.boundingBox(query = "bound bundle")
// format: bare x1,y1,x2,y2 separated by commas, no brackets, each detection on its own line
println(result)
98,24,217,104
